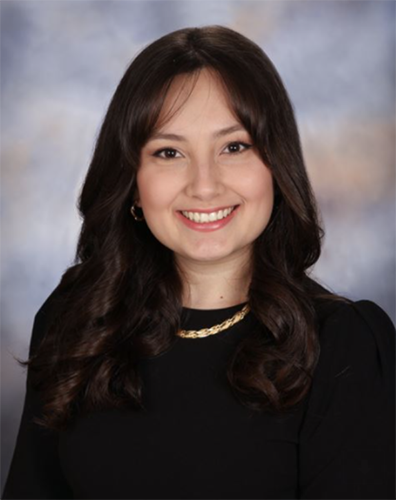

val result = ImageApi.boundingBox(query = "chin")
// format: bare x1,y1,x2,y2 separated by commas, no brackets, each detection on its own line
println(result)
183,248,235,263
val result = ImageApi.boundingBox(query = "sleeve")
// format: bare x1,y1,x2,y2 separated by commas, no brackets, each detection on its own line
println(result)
298,300,395,499
2,289,74,499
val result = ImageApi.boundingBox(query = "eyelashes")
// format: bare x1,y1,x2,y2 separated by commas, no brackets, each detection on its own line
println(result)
152,141,253,160
224,142,252,155
152,148,180,160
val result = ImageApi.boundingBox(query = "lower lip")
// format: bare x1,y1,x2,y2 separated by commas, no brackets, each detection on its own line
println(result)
175,206,240,232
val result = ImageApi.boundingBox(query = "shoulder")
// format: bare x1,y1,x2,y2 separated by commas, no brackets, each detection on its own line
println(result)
305,276,395,340
316,297,395,347
29,283,65,357
313,297,395,385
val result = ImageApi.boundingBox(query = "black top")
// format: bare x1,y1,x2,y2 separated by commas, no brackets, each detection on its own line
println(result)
2,287,395,499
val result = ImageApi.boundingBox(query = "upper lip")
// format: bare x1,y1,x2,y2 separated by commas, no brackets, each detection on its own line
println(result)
178,205,239,213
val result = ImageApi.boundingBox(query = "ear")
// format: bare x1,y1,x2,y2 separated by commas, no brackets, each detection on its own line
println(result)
132,187,141,207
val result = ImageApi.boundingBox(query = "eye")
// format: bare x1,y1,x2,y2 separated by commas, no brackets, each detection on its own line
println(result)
223,141,252,154
152,148,182,159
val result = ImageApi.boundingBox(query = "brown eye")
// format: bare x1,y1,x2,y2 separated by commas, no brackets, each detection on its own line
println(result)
153,148,182,159
224,142,252,154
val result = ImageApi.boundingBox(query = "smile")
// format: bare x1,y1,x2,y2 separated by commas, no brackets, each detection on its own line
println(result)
180,206,237,223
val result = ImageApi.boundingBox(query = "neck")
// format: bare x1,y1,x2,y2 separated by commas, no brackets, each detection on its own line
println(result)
175,248,252,310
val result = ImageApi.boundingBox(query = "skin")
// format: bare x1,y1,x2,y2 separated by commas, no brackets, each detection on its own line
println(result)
136,68,274,309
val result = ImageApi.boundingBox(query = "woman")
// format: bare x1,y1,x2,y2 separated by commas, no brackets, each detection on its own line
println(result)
3,25,395,500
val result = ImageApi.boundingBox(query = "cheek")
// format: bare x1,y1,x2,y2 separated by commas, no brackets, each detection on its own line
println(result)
240,166,274,205
136,171,178,210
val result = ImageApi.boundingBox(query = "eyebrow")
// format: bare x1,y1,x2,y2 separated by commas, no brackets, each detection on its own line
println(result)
149,124,246,142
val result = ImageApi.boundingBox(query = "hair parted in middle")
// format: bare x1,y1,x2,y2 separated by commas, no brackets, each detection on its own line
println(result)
22,25,337,431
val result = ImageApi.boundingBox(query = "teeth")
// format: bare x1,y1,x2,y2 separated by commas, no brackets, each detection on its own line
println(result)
181,206,235,223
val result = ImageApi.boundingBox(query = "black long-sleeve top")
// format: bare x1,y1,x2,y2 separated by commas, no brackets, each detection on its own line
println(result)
2,286,395,499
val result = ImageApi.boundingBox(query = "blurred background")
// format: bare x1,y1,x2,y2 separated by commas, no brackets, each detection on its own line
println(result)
1,0,394,488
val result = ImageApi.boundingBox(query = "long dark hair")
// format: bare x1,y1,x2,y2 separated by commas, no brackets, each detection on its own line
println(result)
22,25,341,431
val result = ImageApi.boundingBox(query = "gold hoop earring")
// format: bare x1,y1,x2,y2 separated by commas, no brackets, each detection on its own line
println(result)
130,204,145,221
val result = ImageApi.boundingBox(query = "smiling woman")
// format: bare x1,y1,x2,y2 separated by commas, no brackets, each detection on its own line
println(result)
3,25,395,500
136,68,274,299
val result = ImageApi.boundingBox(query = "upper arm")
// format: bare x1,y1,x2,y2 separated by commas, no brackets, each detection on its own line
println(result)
2,287,74,499
298,300,395,499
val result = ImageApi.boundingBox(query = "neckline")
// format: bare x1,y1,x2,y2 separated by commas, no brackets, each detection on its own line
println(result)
179,302,250,338
182,302,248,313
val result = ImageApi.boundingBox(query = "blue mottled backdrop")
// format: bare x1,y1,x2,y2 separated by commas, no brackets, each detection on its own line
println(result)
1,0,394,488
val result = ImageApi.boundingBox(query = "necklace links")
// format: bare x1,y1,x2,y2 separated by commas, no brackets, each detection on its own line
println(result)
177,304,250,339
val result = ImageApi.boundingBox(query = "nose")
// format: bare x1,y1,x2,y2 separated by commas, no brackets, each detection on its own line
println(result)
185,155,225,201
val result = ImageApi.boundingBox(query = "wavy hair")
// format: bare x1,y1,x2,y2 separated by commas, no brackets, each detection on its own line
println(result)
22,25,342,431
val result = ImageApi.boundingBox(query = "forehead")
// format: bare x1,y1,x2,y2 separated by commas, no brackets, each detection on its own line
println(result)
155,68,236,130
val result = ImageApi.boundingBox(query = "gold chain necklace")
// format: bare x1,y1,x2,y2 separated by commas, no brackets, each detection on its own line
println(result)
177,304,250,339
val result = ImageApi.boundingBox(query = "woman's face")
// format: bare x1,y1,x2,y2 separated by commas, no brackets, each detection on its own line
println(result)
136,69,274,267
